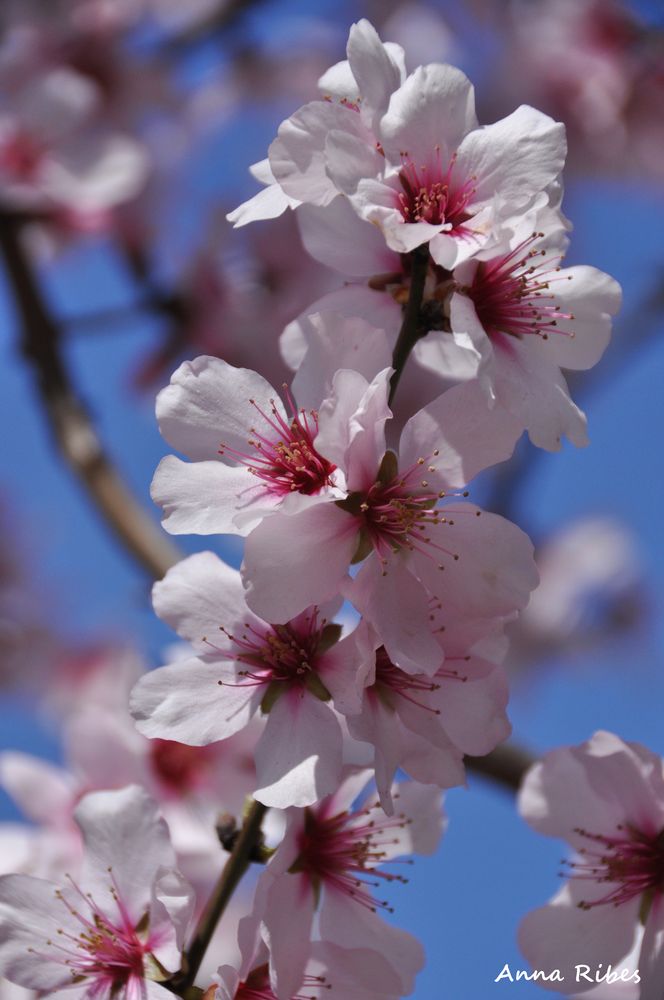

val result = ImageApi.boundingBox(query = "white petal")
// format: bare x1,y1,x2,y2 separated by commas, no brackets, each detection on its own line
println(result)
254,692,343,808
398,379,520,491
292,312,392,413
456,105,567,212
227,182,295,228
242,505,358,623
156,356,285,461
152,551,254,651
76,786,174,919
130,658,260,745
380,63,477,165
347,19,403,124
151,456,260,535
296,199,400,277
269,101,374,206
492,334,588,450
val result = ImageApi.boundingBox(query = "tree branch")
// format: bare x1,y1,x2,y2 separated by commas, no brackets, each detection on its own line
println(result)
0,212,181,580
388,246,431,406
466,743,536,793
170,799,268,994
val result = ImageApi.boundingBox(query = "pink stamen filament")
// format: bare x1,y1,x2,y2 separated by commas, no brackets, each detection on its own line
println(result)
206,610,327,691
467,232,575,342
219,391,336,499
30,873,153,991
359,455,472,565
397,147,477,232
566,824,664,909
295,802,414,914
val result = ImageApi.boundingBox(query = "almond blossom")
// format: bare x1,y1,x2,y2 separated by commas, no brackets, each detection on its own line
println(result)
231,19,566,272
241,369,537,669
343,619,511,812
0,785,194,998
518,731,664,999
0,693,261,888
130,552,370,809
244,773,443,999
284,197,621,451
416,207,622,450
151,355,344,538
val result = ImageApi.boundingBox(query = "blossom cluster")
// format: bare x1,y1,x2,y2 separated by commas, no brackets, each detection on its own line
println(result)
0,14,646,1000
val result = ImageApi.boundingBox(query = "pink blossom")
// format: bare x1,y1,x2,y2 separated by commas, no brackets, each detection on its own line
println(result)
509,516,646,669
0,65,148,231
242,369,537,666
417,207,622,450
131,552,370,809
151,356,344,538
0,786,194,998
343,619,511,811
246,773,443,998
232,19,566,271
518,731,664,998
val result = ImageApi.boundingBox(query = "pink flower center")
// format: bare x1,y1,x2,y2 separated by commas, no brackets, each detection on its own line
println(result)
219,392,336,499
566,824,664,909
464,233,575,342
340,451,475,567
293,801,412,913
34,874,155,994
149,738,215,795
372,645,469,714
211,608,334,700
0,128,45,184
235,963,327,999
397,149,476,231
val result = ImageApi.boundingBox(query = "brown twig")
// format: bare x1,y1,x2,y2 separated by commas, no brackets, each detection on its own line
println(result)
388,246,431,406
0,212,180,580
169,799,268,994
466,743,535,793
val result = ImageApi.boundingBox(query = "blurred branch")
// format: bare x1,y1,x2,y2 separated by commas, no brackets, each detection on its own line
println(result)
163,0,269,53
466,742,535,793
0,212,181,580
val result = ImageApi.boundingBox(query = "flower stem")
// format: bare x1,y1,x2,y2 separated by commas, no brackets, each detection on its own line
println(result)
388,245,430,406
171,799,268,993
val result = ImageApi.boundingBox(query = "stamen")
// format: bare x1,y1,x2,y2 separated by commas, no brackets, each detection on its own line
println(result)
219,392,336,499
465,233,575,342
565,824,664,909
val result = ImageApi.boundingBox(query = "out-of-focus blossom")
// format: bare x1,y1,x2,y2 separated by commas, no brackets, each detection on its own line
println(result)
132,211,333,392
496,0,664,178
0,502,61,695
0,65,148,228
518,732,664,998
1,660,260,886
509,516,647,669
0,786,194,998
